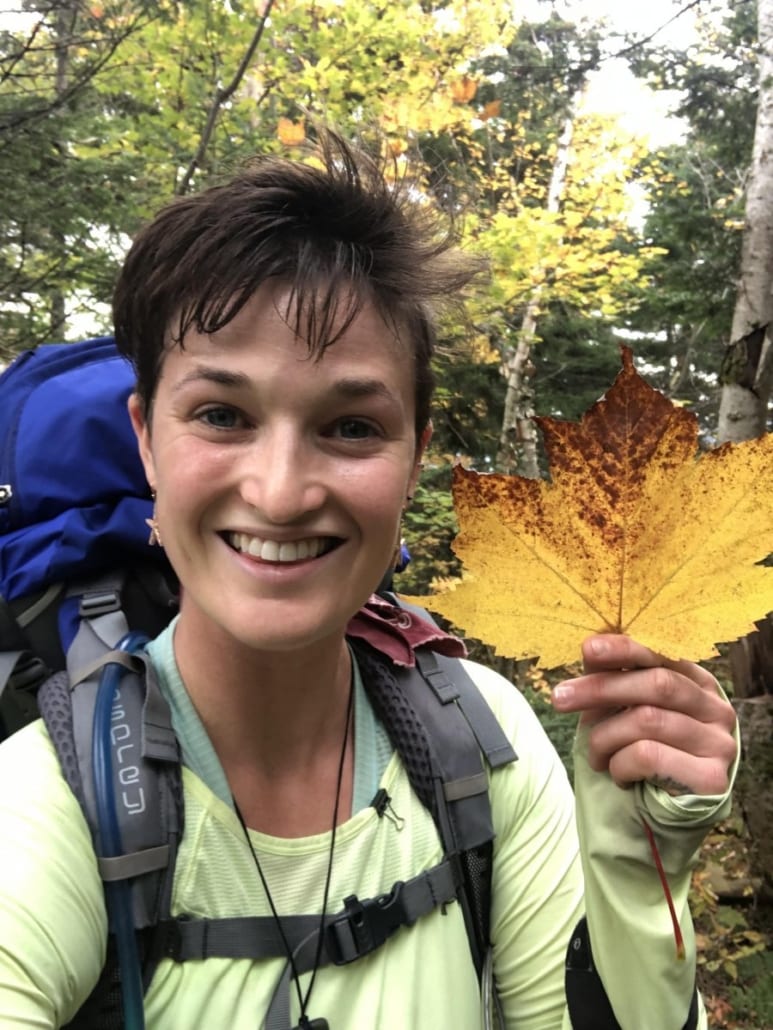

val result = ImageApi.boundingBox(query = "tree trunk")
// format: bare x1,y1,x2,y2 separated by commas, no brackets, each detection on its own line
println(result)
718,0,773,701
49,1,76,340
717,0,773,443
733,696,773,897
729,615,773,697
716,0,773,899
497,114,574,477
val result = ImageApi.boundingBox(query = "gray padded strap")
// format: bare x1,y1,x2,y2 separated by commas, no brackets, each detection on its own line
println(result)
57,578,181,929
396,651,497,854
67,611,130,678
415,650,517,769
66,572,129,675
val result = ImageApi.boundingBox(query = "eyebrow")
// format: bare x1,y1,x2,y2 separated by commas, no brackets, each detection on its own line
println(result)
171,367,399,404
170,366,250,393
330,377,399,403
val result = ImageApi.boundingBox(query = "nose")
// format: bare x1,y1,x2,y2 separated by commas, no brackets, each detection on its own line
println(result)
238,426,327,524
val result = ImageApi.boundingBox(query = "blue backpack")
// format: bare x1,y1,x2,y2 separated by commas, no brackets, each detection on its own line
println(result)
0,336,176,721
0,337,636,1030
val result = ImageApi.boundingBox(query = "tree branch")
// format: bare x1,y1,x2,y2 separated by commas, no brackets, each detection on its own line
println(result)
0,11,156,141
176,0,276,196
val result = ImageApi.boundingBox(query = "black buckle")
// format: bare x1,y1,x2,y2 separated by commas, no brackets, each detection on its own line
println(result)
326,882,410,965
9,654,48,692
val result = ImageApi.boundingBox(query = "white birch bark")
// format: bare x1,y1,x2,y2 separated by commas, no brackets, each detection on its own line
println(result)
496,114,574,476
717,0,773,443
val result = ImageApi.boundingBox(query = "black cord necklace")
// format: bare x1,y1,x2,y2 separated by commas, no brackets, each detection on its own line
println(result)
234,674,354,1030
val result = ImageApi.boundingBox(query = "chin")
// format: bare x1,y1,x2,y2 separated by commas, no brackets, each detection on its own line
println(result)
222,605,355,655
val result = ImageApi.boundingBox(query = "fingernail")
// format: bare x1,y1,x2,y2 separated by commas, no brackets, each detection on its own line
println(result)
588,638,607,657
552,683,574,705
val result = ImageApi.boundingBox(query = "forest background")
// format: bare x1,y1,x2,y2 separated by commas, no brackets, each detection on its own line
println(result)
1,0,772,1024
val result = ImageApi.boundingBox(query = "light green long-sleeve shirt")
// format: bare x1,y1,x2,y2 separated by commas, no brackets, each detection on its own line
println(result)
0,641,733,1028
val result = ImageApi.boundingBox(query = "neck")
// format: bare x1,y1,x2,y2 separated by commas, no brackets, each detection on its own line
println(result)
174,613,351,764
171,607,355,834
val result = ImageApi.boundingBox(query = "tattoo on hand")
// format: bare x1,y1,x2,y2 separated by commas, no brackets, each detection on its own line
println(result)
649,775,694,797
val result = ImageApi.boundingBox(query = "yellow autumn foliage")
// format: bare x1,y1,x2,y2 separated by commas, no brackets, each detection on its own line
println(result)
409,350,773,669
277,118,306,146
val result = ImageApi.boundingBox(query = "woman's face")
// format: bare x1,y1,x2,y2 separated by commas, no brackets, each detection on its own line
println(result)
129,282,428,658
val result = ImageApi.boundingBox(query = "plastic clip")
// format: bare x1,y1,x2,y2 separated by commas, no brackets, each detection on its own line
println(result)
327,882,409,964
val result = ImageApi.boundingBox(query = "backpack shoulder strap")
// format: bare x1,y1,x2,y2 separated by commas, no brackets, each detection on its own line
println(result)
350,637,516,1004
415,649,517,769
37,634,183,1029
397,648,516,989
40,638,182,920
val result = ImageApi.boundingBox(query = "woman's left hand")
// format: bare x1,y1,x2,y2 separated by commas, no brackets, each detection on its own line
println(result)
551,634,738,796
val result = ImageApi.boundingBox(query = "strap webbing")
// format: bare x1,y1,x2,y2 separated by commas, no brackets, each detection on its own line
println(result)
15,583,64,628
98,845,171,882
159,858,459,965
156,859,460,1030
69,649,139,687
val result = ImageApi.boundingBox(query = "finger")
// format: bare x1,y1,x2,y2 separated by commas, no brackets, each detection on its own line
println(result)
587,705,737,773
553,664,734,729
581,635,719,692
602,739,735,796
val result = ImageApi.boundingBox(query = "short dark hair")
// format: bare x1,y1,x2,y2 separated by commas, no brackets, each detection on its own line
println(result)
113,132,485,435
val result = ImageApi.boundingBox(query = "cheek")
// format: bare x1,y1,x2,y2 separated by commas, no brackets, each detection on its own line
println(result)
341,463,409,518
156,439,233,492
152,458,224,543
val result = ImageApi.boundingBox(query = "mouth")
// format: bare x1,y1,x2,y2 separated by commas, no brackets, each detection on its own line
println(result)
224,531,342,564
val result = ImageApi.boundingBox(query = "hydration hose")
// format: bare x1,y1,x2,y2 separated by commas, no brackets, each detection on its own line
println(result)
93,631,150,1030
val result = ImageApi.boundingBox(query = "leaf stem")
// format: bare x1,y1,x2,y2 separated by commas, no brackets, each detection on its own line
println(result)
641,817,686,960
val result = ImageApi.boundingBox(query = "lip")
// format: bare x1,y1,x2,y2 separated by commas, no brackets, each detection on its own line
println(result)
224,539,345,590
222,530,343,569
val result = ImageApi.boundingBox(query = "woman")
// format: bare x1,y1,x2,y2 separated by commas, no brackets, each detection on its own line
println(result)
0,134,737,1029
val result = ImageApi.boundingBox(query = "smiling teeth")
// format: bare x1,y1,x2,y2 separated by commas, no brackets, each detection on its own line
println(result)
228,533,328,562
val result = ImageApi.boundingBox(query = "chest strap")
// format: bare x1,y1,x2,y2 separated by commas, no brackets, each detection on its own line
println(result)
158,857,458,964
154,858,460,1028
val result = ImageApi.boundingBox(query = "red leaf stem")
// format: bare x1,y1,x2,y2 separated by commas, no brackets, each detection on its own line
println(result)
641,817,686,960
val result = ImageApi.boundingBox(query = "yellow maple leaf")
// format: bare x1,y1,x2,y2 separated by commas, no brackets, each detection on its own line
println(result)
411,348,773,668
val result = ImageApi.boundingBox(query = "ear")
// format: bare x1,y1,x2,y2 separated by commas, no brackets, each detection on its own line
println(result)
128,393,157,491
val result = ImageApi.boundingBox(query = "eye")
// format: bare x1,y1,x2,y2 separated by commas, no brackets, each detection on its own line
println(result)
197,405,245,430
333,417,380,440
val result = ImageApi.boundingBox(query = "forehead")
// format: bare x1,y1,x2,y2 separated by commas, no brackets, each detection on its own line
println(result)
161,281,415,391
